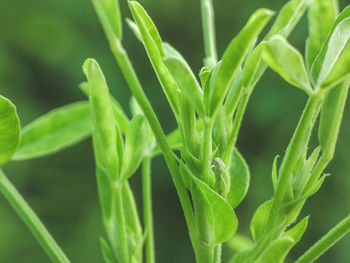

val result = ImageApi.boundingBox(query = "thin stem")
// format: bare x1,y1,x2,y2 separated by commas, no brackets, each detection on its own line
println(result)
213,244,222,263
295,214,350,263
201,0,217,69
142,157,155,263
109,38,204,261
0,169,70,263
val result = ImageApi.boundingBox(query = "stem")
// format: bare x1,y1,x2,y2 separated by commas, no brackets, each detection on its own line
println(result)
202,119,213,183
142,158,155,263
295,214,350,263
0,169,70,263
109,39,202,261
201,0,217,69
114,184,129,263
213,244,222,263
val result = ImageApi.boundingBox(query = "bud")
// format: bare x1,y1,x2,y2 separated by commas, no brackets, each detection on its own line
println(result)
212,157,231,198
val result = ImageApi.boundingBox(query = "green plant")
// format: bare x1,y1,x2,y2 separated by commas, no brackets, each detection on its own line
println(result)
1,0,350,262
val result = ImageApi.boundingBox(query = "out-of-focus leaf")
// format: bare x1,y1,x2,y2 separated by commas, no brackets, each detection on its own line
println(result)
256,237,294,263
83,58,119,180
100,238,114,263
208,8,274,117
272,155,279,192
128,1,179,115
126,18,142,42
13,102,91,161
227,234,254,252
262,35,312,94
120,115,148,181
250,200,272,242
228,248,254,263
306,0,338,72
227,149,250,208
163,43,205,117
92,0,123,40
0,95,20,166
191,174,238,245
310,7,350,85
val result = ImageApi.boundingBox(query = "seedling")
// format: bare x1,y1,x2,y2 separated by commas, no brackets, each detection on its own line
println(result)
0,0,350,262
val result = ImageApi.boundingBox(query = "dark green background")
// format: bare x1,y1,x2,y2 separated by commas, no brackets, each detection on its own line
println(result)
0,0,349,262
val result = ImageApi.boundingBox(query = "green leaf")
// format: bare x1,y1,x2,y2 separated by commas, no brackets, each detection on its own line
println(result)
0,95,20,166
83,58,119,181
100,238,115,263
199,67,210,87
266,0,310,39
190,174,238,245
256,237,294,263
227,234,254,252
163,43,205,118
283,216,309,243
262,35,312,94
120,115,148,181
318,79,350,152
208,8,274,117
250,200,272,242
306,0,338,72
128,1,179,115
227,149,250,208
126,18,142,42
13,102,91,161
311,6,350,86
91,0,123,40
229,248,254,263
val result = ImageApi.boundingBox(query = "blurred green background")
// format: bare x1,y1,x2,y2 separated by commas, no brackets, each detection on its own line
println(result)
0,0,349,262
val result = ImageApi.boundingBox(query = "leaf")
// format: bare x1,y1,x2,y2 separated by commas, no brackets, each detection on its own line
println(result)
190,174,238,245
310,6,350,85
229,247,254,263
199,67,210,87
283,216,309,243
208,8,274,117
272,155,279,192
83,58,119,181
163,43,205,117
13,102,91,161
256,237,294,263
120,115,148,181
227,149,250,208
250,200,272,242
0,95,20,166
128,1,179,115
126,18,142,42
227,234,254,252
306,0,338,72
266,0,310,39
91,0,123,40
262,35,312,94
100,238,115,263
318,79,350,152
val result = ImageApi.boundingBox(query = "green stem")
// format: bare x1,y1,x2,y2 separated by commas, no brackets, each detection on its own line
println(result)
0,169,70,263
213,244,222,263
201,0,217,69
109,38,202,261
202,119,213,183
295,214,350,263
142,157,155,263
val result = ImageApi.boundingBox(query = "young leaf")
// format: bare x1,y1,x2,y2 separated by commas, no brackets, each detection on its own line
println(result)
126,18,142,42
190,174,238,245
13,102,91,161
256,237,294,263
120,115,148,181
318,79,350,152
208,8,274,117
283,216,309,243
310,6,350,85
262,35,312,94
228,248,254,263
250,200,272,242
100,238,115,263
91,0,123,41
163,43,205,118
306,0,338,72
227,149,250,209
83,58,119,181
128,1,179,115
272,155,279,192
199,67,210,87
0,95,20,166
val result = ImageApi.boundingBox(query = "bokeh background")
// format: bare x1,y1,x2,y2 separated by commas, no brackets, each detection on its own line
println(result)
0,0,349,262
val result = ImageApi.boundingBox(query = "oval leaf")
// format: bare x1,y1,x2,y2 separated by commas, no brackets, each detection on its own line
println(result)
227,149,250,208
120,115,148,180
262,35,312,94
13,102,91,161
83,58,119,181
209,8,274,117
256,237,294,263
0,95,20,166
250,200,272,242
191,174,238,245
